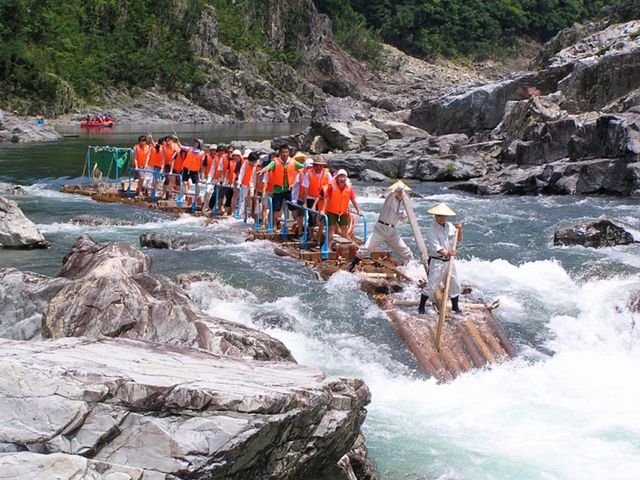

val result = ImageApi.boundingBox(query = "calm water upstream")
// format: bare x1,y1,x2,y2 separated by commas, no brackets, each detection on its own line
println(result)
1,124,640,480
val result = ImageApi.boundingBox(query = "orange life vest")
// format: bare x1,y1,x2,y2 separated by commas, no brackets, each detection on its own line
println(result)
271,157,299,188
214,155,227,180
184,149,204,172
148,147,164,168
226,157,239,184
163,144,179,170
266,170,275,194
326,180,352,216
306,168,331,198
133,144,149,169
241,161,257,187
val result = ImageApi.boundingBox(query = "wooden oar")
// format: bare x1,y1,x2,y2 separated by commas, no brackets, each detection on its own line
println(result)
400,190,429,278
434,225,460,351
373,257,412,281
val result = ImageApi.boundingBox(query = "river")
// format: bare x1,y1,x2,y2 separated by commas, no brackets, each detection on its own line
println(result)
1,125,640,480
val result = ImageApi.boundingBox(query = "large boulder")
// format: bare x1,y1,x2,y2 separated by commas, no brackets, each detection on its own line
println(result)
0,268,70,341
553,219,636,247
0,196,47,248
0,452,143,480
0,337,370,479
43,235,294,362
0,110,62,143
371,118,429,140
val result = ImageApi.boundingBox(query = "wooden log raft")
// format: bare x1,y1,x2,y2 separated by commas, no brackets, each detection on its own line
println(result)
386,306,516,381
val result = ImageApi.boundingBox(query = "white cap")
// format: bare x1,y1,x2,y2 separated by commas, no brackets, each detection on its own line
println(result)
304,159,314,168
232,149,242,156
243,148,252,157
336,169,348,177
209,144,218,150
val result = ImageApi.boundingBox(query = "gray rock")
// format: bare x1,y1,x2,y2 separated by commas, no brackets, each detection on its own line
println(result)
0,268,70,341
0,182,29,196
0,196,48,248
0,110,62,143
139,232,222,250
0,452,144,480
359,169,391,183
69,215,135,227
349,121,389,147
44,235,294,363
554,219,635,247
371,118,429,140
0,337,370,479
319,122,361,151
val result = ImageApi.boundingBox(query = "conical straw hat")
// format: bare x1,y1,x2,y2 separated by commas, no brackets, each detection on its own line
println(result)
388,180,412,191
428,203,457,216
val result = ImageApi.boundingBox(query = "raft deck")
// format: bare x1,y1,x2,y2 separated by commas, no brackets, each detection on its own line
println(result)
62,180,517,381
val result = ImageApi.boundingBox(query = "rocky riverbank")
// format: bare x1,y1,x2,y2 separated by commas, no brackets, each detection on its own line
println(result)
0,234,375,479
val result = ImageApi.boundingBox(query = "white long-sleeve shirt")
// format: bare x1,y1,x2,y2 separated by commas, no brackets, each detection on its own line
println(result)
425,221,456,258
376,193,407,226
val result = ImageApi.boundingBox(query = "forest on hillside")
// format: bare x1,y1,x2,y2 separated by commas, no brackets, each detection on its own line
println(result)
315,0,625,61
0,0,634,113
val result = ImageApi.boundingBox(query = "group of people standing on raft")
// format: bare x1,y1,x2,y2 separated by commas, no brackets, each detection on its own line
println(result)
130,134,463,315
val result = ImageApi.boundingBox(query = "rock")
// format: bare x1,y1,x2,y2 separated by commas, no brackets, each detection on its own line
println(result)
0,337,370,479
311,97,372,123
553,219,635,247
0,268,70,341
319,122,361,151
348,121,389,147
359,169,391,183
0,452,144,480
44,235,294,362
568,113,640,163
57,234,150,280
139,232,189,250
0,110,62,143
69,215,135,227
0,196,48,248
371,118,429,140
0,182,29,196
408,67,572,136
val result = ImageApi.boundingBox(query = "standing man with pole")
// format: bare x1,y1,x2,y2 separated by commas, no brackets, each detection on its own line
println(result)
419,203,463,314
346,182,414,272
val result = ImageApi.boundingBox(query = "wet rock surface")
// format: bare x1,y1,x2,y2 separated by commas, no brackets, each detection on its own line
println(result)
0,110,62,143
44,235,294,362
69,215,136,227
0,337,370,480
0,268,70,341
553,219,636,248
139,232,221,250
0,196,48,248
0,182,29,196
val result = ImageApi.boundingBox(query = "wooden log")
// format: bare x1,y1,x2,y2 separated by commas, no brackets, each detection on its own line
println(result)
455,322,485,368
445,328,473,372
401,194,430,277
422,325,453,382
484,311,517,358
479,320,506,359
386,311,445,381
463,319,496,364
373,257,412,281
432,328,462,378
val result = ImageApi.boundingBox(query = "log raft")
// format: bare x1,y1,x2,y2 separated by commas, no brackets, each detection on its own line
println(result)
61,181,517,381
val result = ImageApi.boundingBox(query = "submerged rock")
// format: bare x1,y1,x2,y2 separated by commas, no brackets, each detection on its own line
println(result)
0,182,29,196
0,268,70,341
0,337,370,479
0,196,48,248
553,219,635,247
69,214,135,226
139,232,221,250
44,235,293,362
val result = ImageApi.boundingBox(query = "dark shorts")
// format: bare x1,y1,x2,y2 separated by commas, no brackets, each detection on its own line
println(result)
182,169,199,184
223,186,235,208
327,212,349,227
163,165,174,184
133,169,142,180
272,191,291,212
305,199,318,226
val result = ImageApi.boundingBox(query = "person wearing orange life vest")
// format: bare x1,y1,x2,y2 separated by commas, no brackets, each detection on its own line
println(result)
179,138,205,206
257,144,304,227
162,136,180,200
131,134,151,197
254,152,277,229
145,136,166,198
302,156,331,242
202,144,218,213
237,151,260,220
290,152,310,235
320,169,362,247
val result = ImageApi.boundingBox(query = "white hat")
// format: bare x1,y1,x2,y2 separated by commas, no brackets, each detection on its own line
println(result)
209,144,218,150
428,203,457,216
243,148,252,157
304,159,314,168
232,149,242,156
388,180,412,192
336,169,348,177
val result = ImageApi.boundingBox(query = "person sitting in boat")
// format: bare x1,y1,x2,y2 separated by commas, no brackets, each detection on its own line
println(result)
132,135,150,197
346,182,414,272
320,169,362,248
418,203,463,314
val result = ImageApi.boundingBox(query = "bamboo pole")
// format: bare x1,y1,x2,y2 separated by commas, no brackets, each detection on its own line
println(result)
401,193,430,277
434,227,460,350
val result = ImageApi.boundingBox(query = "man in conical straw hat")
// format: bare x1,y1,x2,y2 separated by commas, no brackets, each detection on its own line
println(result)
418,202,463,314
346,180,414,272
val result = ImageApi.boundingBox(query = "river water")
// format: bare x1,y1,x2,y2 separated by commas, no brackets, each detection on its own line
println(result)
1,125,640,480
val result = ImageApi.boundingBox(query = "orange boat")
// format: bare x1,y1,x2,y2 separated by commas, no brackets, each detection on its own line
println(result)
81,119,114,128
